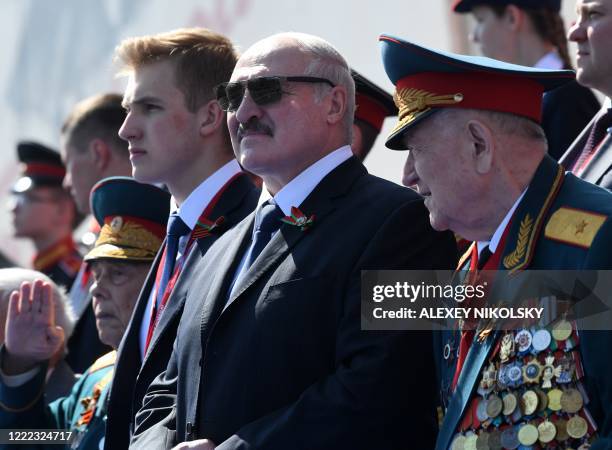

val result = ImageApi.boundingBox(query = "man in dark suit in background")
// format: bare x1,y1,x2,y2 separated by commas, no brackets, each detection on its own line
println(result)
130,31,457,450
103,28,259,450
60,93,132,373
560,0,612,189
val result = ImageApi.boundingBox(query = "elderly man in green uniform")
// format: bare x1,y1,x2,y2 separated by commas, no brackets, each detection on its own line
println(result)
10,142,82,290
0,177,169,449
379,36,612,449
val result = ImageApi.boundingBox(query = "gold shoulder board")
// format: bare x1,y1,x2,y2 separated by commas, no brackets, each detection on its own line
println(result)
88,350,117,373
544,207,607,248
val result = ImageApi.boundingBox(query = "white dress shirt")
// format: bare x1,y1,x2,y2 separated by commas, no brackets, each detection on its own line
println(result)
229,146,353,296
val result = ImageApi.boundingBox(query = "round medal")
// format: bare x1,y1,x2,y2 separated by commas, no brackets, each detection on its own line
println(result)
521,390,539,416
547,388,563,411
566,415,588,439
477,398,489,422
552,319,572,341
561,388,584,414
515,329,532,352
486,394,503,418
537,420,556,443
517,423,538,446
501,427,520,450
488,429,502,450
531,329,551,352
507,362,523,387
452,434,467,450
464,433,478,450
503,392,518,416
475,431,489,450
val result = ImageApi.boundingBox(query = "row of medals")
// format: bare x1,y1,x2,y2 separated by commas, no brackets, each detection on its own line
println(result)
451,319,595,450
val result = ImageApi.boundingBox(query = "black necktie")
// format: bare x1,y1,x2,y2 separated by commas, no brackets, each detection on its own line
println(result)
573,109,612,172
158,212,190,301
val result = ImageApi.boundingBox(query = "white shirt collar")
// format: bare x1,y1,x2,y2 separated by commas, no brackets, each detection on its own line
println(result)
534,51,564,70
258,146,353,215
477,190,526,255
171,159,243,229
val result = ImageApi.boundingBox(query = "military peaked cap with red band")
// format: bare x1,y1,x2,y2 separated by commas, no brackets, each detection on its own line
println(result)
452,0,562,13
378,35,575,150
352,69,397,132
85,177,170,262
13,141,66,193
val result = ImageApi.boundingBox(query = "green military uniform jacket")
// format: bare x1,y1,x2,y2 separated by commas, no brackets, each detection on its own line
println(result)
436,155,612,450
0,351,115,450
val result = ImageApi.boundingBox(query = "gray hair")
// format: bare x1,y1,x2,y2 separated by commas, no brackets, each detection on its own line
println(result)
434,108,547,144
0,269,76,344
271,32,355,141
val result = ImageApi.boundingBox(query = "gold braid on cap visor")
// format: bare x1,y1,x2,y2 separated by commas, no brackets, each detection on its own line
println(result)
391,88,464,133
92,221,163,259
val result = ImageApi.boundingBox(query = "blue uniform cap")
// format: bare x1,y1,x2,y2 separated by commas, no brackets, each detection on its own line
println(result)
379,34,575,150
85,177,170,262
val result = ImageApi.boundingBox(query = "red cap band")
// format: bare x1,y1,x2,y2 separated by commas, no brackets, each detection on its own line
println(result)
355,93,390,131
396,72,544,123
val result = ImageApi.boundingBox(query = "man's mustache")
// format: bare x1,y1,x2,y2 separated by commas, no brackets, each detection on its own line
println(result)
237,119,273,139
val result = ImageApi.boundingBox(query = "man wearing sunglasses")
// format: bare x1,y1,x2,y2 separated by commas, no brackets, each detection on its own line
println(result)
130,32,457,450
102,28,260,450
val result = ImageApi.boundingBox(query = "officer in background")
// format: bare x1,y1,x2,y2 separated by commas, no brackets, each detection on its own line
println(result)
10,141,82,290
452,0,600,160
0,177,169,450
350,69,397,161
379,35,612,449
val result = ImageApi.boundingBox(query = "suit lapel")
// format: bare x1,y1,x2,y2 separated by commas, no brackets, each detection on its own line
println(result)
225,194,335,309
200,216,254,329
581,134,612,185
559,112,597,168
140,173,258,364
223,157,365,311
436,334,498,450
499,156,564,273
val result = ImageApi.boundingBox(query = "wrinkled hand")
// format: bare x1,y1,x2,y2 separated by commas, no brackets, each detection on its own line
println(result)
3,280,64,375
172,439,215,450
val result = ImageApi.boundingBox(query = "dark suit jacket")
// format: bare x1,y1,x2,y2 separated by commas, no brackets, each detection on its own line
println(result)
559,106,612,190
130,157,458,450
542,80,599,161
104,173,259,450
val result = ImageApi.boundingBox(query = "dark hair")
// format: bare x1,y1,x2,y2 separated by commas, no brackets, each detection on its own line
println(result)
62,93,128,157
491,5,573,69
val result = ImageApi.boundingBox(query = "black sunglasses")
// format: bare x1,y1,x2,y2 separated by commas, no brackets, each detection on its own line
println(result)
215,76,335,112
